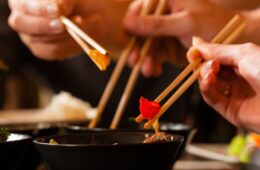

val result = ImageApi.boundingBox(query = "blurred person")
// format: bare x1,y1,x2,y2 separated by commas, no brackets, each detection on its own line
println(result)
124,0,260,77
6,0,246,141
4,0,194,129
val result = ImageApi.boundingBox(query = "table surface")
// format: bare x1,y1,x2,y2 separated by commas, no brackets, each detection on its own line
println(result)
173,143,259,170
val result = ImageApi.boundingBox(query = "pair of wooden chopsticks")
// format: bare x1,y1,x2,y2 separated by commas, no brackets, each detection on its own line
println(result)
110,0,168,129
88,0,164,128
60,16,110,71
138,15,245,129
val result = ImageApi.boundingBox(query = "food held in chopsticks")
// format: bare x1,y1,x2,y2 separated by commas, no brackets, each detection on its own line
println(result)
134,15,245,129
139,97,161,120
110,0,167,129
88,49,110,71
89,0,157,129
60,16,110,71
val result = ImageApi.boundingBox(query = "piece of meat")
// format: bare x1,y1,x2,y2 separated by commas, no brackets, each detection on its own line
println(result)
143,132,173,143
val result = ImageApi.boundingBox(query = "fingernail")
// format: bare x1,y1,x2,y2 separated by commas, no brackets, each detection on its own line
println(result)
49,19,64,33
27,1,39,14
203,72,211,84
192,36,201,46
129,0,141,12
205,60,214,71
46,3,59,17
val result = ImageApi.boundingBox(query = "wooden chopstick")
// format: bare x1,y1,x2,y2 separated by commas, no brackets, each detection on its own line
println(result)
110,0,168,129
60,16,107,55
136,15,243,123
88,0,156,128
60,16,110,71
211,15,243,44
66,27,91,54
144,15,245,129
66,27,108,71
135,15,245,123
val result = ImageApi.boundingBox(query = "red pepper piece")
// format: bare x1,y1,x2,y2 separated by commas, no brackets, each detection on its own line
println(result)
139,97,161,120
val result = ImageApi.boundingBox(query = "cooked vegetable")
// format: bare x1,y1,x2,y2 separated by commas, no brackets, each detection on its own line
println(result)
88,50,110,71
139,97,161,120
50,139,58,144
0,127,10,142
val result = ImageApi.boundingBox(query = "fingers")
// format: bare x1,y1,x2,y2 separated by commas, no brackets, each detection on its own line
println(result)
124,9,193,37
128,48,163,77
187,47,201,63
141,56,163,77
199,60,220,91
199,80,229,116
8,12,64,35
128,46,140,67
20,33,81,60
9,0,74,17
128,0,143,16
192,37,243,66
8,0,76,35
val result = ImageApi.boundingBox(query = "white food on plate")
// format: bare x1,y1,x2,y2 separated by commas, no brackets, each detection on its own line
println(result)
44,91,96,119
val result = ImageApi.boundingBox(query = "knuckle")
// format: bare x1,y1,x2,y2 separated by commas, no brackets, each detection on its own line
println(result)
242,42,257,51
8,13,18,29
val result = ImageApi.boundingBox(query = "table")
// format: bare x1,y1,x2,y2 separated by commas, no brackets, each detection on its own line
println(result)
173,143,260,170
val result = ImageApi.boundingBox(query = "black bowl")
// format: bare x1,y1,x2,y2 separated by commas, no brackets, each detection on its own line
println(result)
3,123,61,170
34,131,184,170
160,123,191,157
0,133,31,170
66,122,191,158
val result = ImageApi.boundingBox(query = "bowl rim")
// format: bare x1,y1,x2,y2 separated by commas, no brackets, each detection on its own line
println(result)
67,123,192,132
0,133,31,144
33,131,184,147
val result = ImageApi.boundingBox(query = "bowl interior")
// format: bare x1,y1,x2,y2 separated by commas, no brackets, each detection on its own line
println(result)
66,123,191,159
35,131,183,146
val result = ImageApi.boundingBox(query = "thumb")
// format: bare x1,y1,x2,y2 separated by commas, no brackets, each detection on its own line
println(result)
193,37,242,66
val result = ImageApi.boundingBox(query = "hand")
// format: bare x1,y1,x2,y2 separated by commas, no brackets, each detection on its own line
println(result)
188,37,260,133
123,0,236,77
8,0,131,60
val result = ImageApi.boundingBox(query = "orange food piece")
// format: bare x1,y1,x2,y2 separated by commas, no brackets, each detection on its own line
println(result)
88,50,110,71
251,133,260,148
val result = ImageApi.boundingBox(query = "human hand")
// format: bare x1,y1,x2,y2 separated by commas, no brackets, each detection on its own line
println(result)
8,0,131,60
123,0,234,77
188,37,260,133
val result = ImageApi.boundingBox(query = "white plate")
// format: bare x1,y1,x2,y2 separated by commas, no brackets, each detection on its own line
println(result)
186,143,239,164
